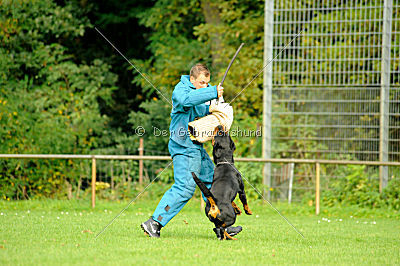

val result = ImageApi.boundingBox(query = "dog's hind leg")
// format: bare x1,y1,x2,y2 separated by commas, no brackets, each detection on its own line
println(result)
207,197,221,219
231,201,242,215
192,172,221,218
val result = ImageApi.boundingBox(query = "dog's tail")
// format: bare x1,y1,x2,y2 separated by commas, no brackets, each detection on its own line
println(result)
191,172,220,219
191,172,215,200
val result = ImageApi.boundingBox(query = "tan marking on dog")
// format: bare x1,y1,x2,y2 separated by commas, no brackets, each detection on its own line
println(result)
223,230,237,240
231,201,242,215
207,197,220,219
243,204,253,215
212,126,219,146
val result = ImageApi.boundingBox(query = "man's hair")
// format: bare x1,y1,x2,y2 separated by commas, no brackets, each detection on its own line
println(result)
190,63,210,79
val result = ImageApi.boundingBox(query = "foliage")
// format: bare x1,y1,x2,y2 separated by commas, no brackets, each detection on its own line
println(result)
134,0,265,116
70,0,154,133
133,0,207,99
0,0,117,199
381,175,400,210
194,0,265,113
128,99,171,155
315,165,399,210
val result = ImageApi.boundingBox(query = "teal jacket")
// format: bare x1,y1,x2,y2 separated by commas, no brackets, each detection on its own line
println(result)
169,75,218,154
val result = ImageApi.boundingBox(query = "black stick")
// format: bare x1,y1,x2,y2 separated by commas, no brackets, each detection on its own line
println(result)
220,43,245,86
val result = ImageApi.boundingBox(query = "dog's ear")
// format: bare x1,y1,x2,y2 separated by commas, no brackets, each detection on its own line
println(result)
229,135,236,151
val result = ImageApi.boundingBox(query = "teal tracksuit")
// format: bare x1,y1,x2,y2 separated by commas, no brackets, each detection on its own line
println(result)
152,75,218,226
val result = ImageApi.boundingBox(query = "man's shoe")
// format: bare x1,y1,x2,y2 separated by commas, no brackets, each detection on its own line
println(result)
141,218,162,238
213,226,242,240
226,226,242,237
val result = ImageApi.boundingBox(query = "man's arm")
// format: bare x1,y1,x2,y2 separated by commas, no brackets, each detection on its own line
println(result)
173,85,218,108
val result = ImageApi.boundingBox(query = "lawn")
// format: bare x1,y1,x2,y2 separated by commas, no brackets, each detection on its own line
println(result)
0,198,399,265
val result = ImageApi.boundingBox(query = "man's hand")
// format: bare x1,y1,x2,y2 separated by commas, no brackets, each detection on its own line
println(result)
217,84,224,98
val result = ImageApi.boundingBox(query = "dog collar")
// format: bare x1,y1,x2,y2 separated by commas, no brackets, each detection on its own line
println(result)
216,161,232,165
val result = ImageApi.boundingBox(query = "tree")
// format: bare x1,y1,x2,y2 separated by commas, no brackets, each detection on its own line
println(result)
0,0,117,198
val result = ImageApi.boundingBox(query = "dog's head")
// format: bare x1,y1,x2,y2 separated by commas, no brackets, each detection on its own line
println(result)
212,125,236,164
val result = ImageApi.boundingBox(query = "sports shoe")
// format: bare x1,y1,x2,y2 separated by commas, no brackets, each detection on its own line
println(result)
226,225,242,236
213,226,242,240
141,218,162,238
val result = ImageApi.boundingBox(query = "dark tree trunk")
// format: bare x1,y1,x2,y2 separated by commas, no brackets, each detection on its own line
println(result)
201,0,223,72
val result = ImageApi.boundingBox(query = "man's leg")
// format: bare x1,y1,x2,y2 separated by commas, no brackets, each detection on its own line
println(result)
150,149,201,226
198,148,214,202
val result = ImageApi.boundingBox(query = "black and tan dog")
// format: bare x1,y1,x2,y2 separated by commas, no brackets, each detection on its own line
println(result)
192,125,252,240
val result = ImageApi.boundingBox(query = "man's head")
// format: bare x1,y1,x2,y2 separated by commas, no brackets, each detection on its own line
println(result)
190,63,210,90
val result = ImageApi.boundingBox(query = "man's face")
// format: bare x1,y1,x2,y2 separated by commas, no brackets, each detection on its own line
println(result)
190,73,210,90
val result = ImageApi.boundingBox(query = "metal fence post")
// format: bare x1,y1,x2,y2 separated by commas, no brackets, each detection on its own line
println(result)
315,162,320,215
380,0,393,192
262,0,274,200
91,156,96,208
288,163,294,204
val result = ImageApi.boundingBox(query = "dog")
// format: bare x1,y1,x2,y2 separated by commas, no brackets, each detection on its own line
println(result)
192,125,252,240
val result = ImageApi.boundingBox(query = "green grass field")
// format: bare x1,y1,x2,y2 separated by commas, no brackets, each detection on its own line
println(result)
0,198,399,265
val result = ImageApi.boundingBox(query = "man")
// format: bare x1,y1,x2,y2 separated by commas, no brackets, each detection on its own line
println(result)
141,63,242,238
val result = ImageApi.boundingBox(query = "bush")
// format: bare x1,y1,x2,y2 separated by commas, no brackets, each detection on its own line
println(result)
317,165,399,210
0,0,117,199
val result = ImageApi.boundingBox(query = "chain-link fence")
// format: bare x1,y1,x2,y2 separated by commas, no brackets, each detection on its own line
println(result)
267,0,399,201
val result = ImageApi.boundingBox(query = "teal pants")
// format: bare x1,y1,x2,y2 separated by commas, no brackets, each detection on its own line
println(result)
152,147,214,227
